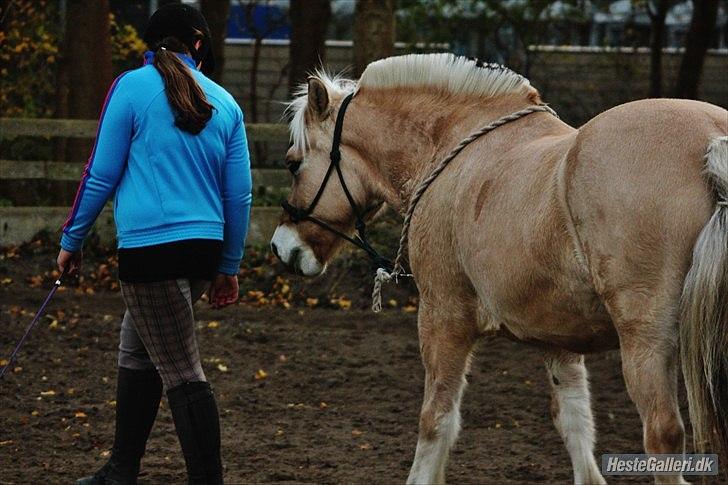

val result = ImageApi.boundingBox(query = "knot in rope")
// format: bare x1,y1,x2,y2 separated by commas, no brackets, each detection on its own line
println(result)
372,267,394,313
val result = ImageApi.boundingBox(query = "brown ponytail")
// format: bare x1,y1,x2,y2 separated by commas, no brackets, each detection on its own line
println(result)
153,36,213,135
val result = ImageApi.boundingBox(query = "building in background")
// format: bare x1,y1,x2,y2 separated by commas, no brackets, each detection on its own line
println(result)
105,1,726,50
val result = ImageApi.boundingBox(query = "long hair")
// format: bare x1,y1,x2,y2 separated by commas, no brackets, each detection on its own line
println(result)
153,36,213,135
680,136,728,465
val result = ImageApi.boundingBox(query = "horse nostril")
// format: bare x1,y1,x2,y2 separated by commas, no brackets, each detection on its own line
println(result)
289,247,301,272
271,242,280,260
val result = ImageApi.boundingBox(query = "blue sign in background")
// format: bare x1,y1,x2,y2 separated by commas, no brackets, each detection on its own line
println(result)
227,4,291,40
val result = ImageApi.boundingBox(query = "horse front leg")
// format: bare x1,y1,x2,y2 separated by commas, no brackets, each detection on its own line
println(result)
407,299,478,485
545,351,605,485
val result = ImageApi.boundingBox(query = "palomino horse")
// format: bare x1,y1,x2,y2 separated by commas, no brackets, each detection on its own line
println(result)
270,54,728,484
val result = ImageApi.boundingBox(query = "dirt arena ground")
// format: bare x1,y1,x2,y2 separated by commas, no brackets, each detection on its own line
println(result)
0,242,703,484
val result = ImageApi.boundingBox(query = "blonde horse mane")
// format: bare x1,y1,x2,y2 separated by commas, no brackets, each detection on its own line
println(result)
286,53,536,153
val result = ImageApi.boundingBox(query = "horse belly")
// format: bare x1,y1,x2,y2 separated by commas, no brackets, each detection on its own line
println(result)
485,282,619,354
456,133,620,353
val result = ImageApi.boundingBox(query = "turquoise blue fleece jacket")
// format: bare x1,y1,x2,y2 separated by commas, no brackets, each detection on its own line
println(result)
61,51,252,275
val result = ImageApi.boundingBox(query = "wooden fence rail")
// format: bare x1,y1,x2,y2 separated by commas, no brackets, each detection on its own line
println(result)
0,118,290,246
0,160,289,189
0,118,289,142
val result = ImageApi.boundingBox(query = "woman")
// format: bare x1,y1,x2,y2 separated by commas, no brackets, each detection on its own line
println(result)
57,5,252,484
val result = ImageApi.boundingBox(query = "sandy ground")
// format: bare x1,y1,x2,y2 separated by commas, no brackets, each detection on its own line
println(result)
0,245,706,484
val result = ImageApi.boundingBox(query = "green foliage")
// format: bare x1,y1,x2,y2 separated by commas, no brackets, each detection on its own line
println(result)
0,0,60,118
110,14,147,73
0,3,146,119
396,0,594,69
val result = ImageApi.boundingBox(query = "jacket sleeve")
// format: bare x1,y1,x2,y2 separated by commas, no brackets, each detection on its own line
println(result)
217,108,253,275
60,73,134,252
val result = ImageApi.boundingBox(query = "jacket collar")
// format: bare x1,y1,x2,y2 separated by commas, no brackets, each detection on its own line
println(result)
143,50,198,70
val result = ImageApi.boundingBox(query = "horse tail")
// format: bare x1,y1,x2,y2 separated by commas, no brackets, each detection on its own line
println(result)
680,135,728,463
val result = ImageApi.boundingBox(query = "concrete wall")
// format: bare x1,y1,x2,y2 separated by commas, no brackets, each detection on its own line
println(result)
222,40,728,133
528,46,728,126
0,207,281,248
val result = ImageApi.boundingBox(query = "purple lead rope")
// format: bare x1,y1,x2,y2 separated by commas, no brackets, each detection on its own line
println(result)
0,269,66,380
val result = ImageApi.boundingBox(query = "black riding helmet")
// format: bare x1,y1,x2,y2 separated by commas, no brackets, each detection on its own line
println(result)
143,3,215,75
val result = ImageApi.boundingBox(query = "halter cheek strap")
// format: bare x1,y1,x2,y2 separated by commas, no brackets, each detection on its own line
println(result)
281,93,394,272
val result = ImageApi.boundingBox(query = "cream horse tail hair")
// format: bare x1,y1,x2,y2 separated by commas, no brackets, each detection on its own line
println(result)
680,135,728,463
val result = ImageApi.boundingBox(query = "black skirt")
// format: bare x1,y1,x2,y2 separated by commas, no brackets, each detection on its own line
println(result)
118,239,224,283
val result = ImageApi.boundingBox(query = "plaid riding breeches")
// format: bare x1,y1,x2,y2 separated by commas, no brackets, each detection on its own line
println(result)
118,279,210,389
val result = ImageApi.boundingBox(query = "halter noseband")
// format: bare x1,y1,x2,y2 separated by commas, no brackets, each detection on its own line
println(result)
281,92,394,272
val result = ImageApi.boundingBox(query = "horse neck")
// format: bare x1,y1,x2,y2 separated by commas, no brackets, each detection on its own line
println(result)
346,88,540,211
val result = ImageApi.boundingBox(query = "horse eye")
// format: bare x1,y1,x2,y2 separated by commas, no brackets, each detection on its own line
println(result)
286,160,302,175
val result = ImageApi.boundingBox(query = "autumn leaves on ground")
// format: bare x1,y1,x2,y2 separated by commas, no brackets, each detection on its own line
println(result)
1,235,671,484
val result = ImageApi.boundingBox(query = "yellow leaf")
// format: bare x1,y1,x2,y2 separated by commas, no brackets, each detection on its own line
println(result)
254,369,268,380
0,440,13,446
402,305,417,314
351,429,363,437
100,450,111,457
216,363,229,373
319,402,328,409
74,412,87,418
207,321,220,329
388,299,398,307
305,297,319,308
40,390,55,396
49,320,58,329
30,411,39,416
332,297,352,310
0,359,8,366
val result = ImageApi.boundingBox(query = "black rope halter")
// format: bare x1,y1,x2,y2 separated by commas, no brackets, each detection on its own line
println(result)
281,92,394,272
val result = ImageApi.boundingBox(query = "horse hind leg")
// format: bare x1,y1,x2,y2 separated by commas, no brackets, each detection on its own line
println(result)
406,301,478,485
603,280,687,484
620,327,687,484
545,351,605,485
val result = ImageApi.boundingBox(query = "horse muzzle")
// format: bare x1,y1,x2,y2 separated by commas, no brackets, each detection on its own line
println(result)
270,225,325,276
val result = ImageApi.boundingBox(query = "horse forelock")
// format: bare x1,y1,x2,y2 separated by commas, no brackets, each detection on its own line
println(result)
285,69,357,154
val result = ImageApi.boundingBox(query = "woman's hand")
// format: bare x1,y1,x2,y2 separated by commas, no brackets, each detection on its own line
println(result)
57,248,83,276
209,273,239,309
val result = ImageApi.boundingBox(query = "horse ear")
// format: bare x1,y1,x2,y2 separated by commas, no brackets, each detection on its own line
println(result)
307,77,330,119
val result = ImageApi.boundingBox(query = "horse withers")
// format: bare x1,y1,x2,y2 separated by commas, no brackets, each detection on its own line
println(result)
270,53,728,484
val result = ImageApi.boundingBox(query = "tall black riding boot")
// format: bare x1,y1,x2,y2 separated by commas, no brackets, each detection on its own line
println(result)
167,381,223,485
76,367,163,485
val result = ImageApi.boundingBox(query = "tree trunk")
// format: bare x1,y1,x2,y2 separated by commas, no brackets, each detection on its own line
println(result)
675,0,719,99
200,0,231,83
648,0,669,97
63,0,113,162
353,0,396,77
288,0,331,95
